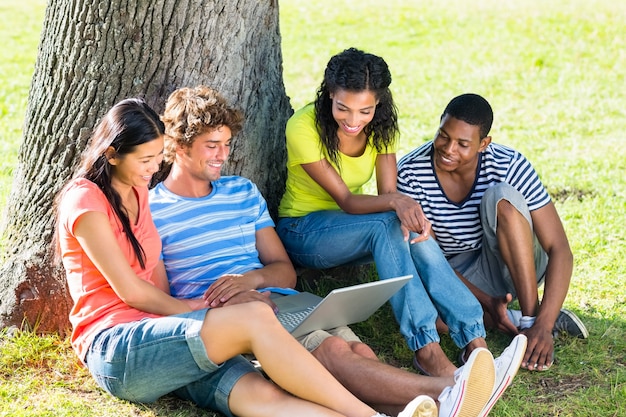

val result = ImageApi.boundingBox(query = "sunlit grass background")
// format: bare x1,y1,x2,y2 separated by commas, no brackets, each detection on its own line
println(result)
1,0,625,416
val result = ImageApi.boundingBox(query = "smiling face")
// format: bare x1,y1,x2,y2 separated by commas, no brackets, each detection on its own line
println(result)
433,114,490,174
109,136,164,189
330,88,378,139
178,125,232,183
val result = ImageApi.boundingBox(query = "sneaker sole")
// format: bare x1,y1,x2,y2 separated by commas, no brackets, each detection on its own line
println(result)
478,335,528,417
450,348,495,417
401,395,438,417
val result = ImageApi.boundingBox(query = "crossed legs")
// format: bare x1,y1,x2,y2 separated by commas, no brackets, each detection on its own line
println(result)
201,301,378,417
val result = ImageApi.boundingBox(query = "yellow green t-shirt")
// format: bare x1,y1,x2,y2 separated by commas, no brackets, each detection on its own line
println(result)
278,104,398,218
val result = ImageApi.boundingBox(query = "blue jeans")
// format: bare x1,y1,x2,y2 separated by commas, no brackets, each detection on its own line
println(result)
85,309,258,417
277,211,485,351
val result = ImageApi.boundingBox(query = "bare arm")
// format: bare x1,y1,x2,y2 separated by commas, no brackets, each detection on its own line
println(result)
301,153,430,241
531,202,573,329
150,260,171,294
74,211,192,315
203,226,297,307
522,202,573,369
454,270,519,335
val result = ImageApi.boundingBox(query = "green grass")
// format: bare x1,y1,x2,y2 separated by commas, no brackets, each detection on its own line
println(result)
1,0,625,416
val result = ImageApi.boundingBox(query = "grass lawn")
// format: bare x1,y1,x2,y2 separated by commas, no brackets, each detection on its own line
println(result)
1,0,625,416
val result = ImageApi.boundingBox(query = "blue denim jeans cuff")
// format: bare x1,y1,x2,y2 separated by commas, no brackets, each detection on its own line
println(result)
448,320,487,349
407,327,441,351
184,309,217,372
174,355,258,417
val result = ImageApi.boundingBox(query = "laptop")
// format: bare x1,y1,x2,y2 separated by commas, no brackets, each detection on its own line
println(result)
271,275,412,338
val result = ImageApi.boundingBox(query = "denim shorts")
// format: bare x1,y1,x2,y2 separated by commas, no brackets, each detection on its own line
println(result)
85,309,259,417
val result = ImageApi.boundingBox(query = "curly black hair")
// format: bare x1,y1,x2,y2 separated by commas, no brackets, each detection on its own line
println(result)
314,47,399,168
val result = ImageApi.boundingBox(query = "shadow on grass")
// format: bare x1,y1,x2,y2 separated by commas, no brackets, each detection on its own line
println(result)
140,307,625,416
299,267,625,416
7,267,616,417
139,396,223,417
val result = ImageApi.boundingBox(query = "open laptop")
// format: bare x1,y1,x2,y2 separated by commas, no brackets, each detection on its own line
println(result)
271,275,412,338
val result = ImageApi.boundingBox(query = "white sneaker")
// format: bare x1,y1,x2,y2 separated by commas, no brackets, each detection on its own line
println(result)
478,334,527,417
438,347,495,417
398,395,438,417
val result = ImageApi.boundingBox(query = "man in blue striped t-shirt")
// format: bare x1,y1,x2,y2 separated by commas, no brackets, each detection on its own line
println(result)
397,93,587,373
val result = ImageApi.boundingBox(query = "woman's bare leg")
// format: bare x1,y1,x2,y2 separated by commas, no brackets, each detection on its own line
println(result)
229,372,345,417
200,301,377,417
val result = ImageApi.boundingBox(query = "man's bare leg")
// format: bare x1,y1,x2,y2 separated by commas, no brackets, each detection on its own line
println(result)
312,336,453,415
496,199,540,316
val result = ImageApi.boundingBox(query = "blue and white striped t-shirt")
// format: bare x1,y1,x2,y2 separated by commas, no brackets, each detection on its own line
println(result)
149,176,274,299
397,141,551,255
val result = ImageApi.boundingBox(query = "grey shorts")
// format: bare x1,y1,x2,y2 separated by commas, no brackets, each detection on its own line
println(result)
447,183,548,299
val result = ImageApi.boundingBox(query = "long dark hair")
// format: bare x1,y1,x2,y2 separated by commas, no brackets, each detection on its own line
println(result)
55,98,164,269
314,47,399,168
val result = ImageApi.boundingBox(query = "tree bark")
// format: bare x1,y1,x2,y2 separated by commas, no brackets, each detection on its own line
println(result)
0,0,291,334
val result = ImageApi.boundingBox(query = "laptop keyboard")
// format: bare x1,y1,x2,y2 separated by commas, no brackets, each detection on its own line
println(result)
276,306,315,330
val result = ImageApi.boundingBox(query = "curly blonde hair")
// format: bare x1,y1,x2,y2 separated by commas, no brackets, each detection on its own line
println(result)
161,85,243,163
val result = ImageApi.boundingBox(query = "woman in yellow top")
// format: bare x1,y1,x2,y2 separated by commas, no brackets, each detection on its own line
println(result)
277,47,490,378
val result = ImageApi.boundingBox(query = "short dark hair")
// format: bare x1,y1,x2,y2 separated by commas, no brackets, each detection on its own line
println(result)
442,93,493,138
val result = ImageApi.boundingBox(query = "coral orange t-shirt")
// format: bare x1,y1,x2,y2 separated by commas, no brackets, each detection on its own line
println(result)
58,178,162,361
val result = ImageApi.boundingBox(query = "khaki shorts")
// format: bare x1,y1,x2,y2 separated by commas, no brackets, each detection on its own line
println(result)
296,326,362,352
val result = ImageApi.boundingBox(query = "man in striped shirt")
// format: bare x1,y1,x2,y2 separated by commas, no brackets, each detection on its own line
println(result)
397,93,587,372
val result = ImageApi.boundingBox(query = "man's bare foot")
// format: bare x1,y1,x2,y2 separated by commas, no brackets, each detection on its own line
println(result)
413,343,457,377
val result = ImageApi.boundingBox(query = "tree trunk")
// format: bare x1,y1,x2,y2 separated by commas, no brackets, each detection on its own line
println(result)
0,0,291,334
